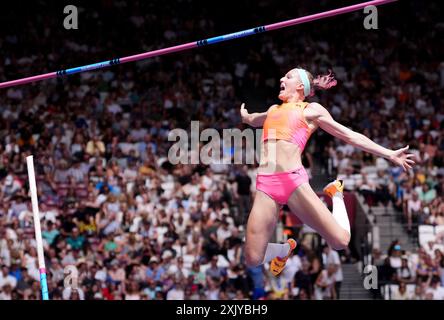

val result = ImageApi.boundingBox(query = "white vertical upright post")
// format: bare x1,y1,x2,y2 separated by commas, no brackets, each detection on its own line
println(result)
26,155,49,300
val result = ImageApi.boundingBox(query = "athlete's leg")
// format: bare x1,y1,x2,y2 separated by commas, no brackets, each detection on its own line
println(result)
287,183,350,250
244,190,280,267
324,180,351,235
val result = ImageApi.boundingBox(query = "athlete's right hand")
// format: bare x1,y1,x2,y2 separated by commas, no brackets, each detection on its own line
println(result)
240,103,250,124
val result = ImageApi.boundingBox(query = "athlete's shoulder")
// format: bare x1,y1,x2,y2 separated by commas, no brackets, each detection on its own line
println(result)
306,101,323,109
306,102,329,114
304,102,330,121
267,104,280,112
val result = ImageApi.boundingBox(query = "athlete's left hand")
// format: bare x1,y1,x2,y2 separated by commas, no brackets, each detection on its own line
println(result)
240,103,250,123
388,145,416,171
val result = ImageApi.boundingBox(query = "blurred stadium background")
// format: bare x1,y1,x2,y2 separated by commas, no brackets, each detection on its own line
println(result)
0,0,443,300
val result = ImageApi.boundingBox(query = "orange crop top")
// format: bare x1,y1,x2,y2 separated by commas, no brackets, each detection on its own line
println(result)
262,101,312,151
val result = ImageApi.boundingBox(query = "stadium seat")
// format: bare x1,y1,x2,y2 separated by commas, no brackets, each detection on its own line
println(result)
418,225,435,235
419,233,436,247
435,225,444,236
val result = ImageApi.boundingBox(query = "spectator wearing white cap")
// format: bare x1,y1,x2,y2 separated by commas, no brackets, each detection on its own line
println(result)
1,175,22,199
146,256,166,282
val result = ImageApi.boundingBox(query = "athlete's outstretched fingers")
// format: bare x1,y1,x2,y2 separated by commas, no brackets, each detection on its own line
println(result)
245,191,280,267
401,146,409,155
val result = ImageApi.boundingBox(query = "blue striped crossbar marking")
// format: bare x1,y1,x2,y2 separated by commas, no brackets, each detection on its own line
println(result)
197,26,266,46
58,58,120,76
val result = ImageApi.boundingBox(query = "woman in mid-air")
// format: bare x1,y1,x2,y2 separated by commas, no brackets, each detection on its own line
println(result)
240,67,415,276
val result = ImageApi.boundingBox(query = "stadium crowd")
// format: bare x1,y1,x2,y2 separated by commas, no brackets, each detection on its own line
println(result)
0,1,442,299
369,239,444,300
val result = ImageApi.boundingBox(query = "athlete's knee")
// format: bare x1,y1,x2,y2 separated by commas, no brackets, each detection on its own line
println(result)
244,248,264,268
330,230,351,251
244,251,263,268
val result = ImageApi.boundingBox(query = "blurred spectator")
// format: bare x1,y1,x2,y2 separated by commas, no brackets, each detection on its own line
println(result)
292,260,313,299
314,264,337,300
392,282,409,300
322,245,343,299
232,165,252,225
397,258,414,283
406,191,422,232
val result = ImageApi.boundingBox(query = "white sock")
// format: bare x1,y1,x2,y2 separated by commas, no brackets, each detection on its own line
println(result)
262,243,290,264
332,192,351,235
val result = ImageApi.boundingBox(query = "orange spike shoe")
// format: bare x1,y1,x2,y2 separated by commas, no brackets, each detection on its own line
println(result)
323,179,344,198
269,238,297,277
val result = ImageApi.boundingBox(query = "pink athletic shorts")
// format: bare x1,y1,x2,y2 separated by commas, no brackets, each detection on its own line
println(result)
256,167,309,205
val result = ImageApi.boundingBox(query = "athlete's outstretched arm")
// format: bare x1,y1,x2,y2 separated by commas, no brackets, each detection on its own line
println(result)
240,103,276,127
306,102,416,171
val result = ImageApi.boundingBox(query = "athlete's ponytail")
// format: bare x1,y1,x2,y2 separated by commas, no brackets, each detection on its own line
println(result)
307,69,337,96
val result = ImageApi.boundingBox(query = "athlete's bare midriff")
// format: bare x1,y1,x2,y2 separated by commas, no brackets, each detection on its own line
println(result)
258,139,305,174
